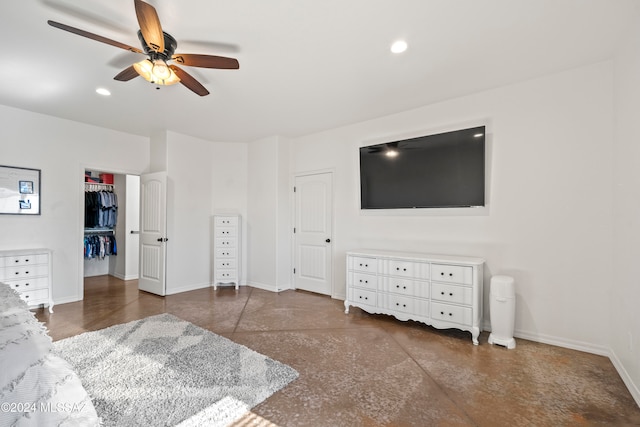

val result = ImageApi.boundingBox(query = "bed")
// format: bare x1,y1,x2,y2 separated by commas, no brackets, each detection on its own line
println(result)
0,282,99,426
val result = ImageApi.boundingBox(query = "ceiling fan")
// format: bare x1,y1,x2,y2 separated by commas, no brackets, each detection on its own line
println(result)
47,0,239,96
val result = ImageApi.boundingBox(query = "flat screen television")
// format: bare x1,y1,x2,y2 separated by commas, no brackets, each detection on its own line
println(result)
360,126,485,209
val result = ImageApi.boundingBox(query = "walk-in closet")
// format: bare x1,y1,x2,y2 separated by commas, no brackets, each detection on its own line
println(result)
83,170,140,282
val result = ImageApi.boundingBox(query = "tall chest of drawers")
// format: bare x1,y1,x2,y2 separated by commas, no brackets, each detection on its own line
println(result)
345,249,484,344
0,249,54,312
213,214,241,290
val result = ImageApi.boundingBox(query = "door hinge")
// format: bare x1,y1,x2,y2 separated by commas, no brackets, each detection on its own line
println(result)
293,268,296,274
293,186,296,192
293,227,296,233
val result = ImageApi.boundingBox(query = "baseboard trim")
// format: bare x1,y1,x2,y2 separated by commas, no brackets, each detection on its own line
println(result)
513,329,610,357
247,281,283,293
609,349,640,407
53,295,83,305
165,282,210,295
112,272,138,281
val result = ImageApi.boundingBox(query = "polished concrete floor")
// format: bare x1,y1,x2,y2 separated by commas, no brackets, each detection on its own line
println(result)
36,275,640,426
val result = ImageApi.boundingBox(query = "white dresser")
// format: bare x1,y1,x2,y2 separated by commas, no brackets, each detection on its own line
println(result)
213,214,241,290
345,249,484,344
0,249,54,312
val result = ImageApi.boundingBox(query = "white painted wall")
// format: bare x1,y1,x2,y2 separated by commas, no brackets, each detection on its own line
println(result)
612,4,640,404
162,131,249,294
165,131,214,294
245,136,292,291
290,61,615,354
247,136,279,290
211,140,248,284
0,105,149,303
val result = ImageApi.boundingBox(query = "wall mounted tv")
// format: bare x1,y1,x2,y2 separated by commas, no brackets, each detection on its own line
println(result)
360,126,485,209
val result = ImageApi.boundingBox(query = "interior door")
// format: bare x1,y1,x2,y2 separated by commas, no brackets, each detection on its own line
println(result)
294,172,333,295
138,171,167,295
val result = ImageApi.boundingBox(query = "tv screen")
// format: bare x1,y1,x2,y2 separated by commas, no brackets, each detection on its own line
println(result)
360,126,485,209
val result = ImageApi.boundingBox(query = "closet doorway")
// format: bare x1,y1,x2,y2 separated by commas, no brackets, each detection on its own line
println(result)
83,170,140,287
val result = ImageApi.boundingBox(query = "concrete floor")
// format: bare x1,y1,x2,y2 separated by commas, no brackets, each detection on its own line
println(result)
35,275,640,426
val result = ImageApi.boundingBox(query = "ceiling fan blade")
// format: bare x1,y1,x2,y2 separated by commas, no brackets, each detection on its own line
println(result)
134,0,164,53
169,65,209,96
47,20,143,54
114,65,140,81
172,53,239,69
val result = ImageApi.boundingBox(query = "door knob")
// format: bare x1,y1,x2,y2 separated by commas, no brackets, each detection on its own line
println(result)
325,238,331,243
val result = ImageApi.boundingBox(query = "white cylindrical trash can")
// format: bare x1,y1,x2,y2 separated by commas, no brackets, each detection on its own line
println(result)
488,275,516,349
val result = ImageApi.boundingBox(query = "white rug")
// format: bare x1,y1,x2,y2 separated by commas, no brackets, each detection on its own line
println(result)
52,314,297,426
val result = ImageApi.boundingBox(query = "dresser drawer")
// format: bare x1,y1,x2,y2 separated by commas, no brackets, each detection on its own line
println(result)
4,264,49,279
386,294,414,315
4,276,49,292
431,264,473,285
214,216,239,227
215,259,237,270
19,288,49,305
388,260,414,277
350,288,376,306
215,248,237,258
215,270,237,282
431,302,472,326
351,272,377,291
2,253,48,267
432,283,472,306
214,226,238,238
350,256,377,274
381,277,414,296
215,238,237,248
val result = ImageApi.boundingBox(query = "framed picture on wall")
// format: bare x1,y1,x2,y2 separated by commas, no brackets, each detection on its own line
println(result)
0,165,41,215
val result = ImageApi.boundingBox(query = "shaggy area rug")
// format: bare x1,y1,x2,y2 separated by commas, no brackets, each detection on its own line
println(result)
52,314,297,426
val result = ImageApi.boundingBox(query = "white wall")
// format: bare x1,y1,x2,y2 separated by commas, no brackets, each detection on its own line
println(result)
210,140,249,284
612,4,640,404
247,136,279,290
290,61,615,354
165,131,214,294
162,131,248,294
0,105,149,303
246,136,292,291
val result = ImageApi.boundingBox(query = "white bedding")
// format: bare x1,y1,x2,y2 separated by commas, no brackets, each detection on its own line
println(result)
0,282,100,426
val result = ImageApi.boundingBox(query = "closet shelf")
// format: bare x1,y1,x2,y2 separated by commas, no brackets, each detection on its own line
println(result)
84,182,114,191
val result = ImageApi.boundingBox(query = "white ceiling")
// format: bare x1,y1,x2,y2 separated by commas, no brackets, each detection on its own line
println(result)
0,0,636,142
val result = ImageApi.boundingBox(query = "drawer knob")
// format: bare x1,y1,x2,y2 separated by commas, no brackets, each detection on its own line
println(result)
449,292,453,296
14,260,18,263
441,311,444,315
449,273,453,277
14,284,19,288
441,291,444,295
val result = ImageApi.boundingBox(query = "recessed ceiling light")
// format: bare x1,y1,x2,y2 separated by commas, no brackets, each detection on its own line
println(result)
473,133,484,138
385,150,399,158
390,40,408,54
96,87,111,96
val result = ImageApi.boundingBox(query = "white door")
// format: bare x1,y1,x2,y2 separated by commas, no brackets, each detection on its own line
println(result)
294,172,333,295
138,172,167,295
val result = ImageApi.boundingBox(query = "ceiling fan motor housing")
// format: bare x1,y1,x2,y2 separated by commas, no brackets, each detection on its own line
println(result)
138,30,177,60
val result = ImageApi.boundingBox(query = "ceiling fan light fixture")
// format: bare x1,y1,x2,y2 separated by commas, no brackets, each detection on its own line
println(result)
151,59,171,80
134,59,180,86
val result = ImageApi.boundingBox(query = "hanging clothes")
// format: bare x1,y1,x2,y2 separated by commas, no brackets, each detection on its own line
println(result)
84,234,117,259
84,189,118,228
